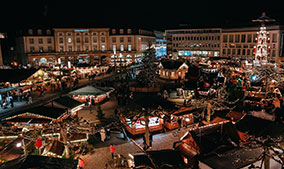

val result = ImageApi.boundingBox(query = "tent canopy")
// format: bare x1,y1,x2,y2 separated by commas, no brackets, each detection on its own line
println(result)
69,85,113,95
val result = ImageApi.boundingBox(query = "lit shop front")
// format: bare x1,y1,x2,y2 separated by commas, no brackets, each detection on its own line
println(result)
178,50,219,57
122,117,163,135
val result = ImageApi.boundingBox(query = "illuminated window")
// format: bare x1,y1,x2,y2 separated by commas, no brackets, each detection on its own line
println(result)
128,45,131,51
112,29,116,34
102,45,105,51
68,46,72,51
37,29,42,35
127,29,132,34
119,29,124,34
28,29,33,35
59,46,64,52
120,45,124,51
39,47,43,52
68,37,72,43
272,33,277,43
113,45,116,51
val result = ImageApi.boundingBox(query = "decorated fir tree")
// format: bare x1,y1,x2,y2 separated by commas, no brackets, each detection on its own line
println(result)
137,46,158,88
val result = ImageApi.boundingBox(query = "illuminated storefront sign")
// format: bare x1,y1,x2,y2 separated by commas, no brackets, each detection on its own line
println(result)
74,29,89,32
135,117,160,129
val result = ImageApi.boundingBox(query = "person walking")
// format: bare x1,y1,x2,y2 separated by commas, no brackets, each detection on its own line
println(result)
78,158,85,169
109,144,115,159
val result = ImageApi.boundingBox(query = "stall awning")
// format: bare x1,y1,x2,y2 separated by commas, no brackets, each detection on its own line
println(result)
0,86,19,94
69,85,113,95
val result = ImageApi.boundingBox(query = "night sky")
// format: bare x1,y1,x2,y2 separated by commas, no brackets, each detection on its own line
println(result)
0,0,283,31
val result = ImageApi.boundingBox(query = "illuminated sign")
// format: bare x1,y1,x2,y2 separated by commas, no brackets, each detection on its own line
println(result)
135,117,160,129
74,29,89,32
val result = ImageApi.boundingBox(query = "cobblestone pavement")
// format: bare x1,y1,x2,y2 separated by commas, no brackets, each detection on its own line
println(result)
82,127,189,169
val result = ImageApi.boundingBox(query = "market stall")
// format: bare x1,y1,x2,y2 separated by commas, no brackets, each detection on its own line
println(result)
165,107,202,130
69,85,114,103
121,116,163,135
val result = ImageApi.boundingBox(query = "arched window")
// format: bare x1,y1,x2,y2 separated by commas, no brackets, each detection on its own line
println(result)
39,57,47,65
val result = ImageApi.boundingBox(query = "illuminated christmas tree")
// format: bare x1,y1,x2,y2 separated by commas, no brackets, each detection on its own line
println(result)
252,12,275,65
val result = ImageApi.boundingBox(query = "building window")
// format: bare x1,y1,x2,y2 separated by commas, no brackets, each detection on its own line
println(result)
47,38,52,44
120,44,124,51
128,45,131,51
85,37,89,43
29,38,34,44
232,49,236,55
223,35,227,43
38,38,43,44
37,29,42,35
247,34,252,43
93,45,97,51
68,37,72,43
127,29,132,34
59,46,64,52
77,45,81,51
120,37,124,43
28,29,33,35
67,32,72,36
85,45,89,51
272,33,277,43
102,45,105,51
101,37,105,43
237,49,241,55
93,37,97,43
119,29,124,34
247,49,250,56
222,49,226,55
48,46,52,52
128,37,131,42
46,29,51,35
242,49,246,55
113,45,116,51
59,38,63,43
30,46,35,52
39,47,43,52
229,35,234,43
68,46,72,51
227,49,231,55
112,29,116,34
272,50,276,57
112,37,116,43
76,38,80,43
241,34,246,43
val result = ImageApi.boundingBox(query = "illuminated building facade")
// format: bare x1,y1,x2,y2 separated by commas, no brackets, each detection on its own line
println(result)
165,28,221,58
221,25,284,63
16,27,155,67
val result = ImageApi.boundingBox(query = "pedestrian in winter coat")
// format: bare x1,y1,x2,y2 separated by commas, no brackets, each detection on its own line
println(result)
109,144,115,159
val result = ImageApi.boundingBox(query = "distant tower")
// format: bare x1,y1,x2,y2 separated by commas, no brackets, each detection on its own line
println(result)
252,12,276,65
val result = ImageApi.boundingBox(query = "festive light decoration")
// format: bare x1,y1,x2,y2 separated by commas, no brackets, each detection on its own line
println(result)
252,12,275,65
